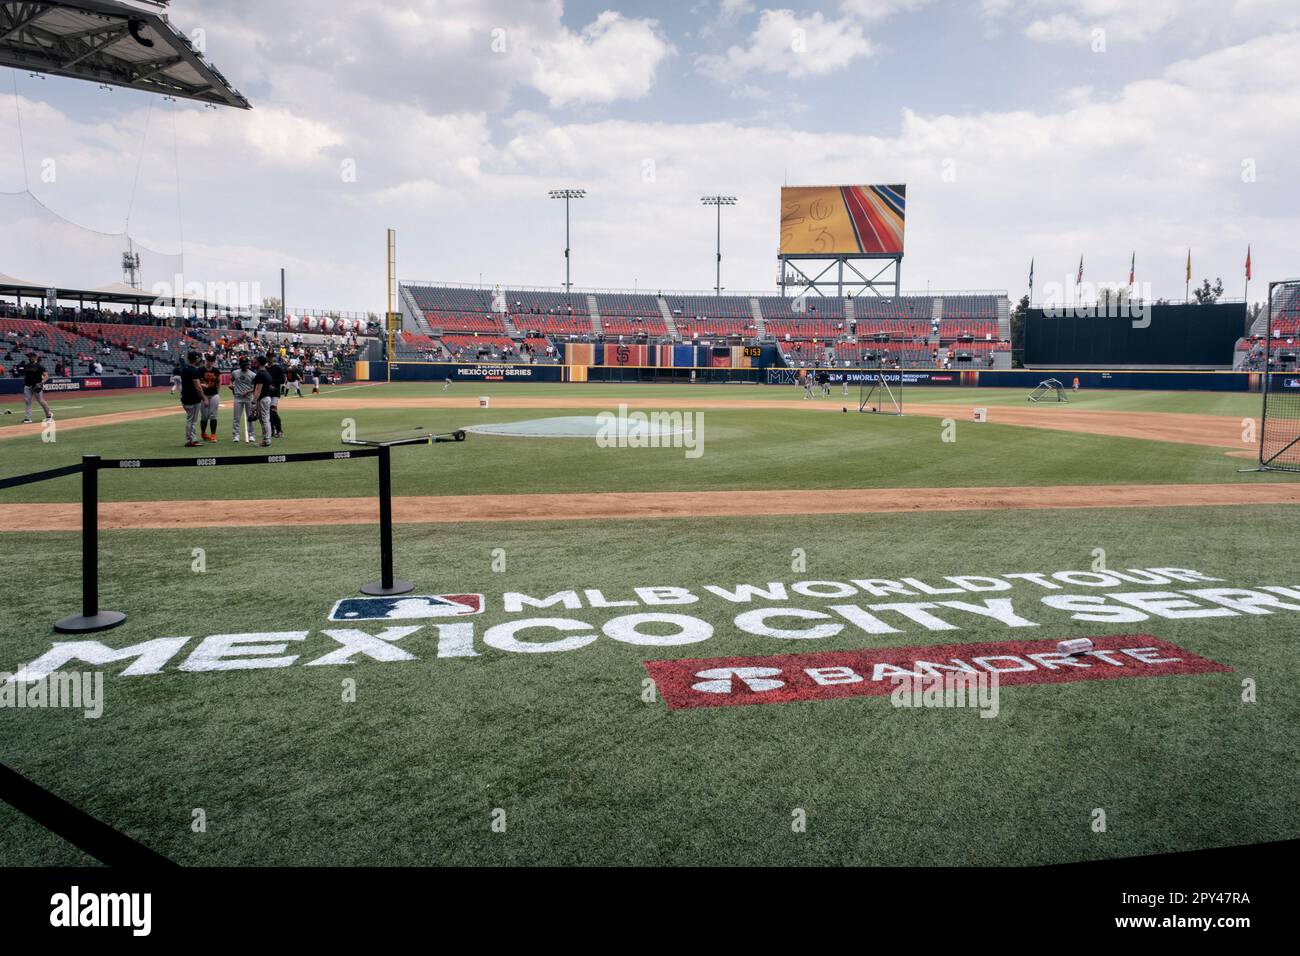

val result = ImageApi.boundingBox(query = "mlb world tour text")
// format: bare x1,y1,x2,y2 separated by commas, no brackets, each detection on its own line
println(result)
7,566,1300,683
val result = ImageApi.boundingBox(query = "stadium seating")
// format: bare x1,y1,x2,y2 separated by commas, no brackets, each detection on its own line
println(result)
408,285,492,313
512,314,589,336
601,316,667,336
665,295,751,319
939,319,998,341
441,335,514,354
856,319,930,339
424,312,508,333
596,293,659,317
766,319,843,339
853,296,932,319
676,317,752,338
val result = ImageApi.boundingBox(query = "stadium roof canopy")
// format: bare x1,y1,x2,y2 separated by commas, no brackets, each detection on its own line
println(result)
0,0,250,108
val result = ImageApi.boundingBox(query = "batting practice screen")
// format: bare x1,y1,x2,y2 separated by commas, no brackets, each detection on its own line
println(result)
779,185,906,257
1260,280,1300,471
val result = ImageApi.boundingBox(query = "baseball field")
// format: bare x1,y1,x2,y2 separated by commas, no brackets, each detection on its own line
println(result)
2,380,1298,865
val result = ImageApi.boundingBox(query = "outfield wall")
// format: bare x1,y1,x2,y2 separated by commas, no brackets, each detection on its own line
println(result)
1024,303,1246,369
374,362,1263,393
0,373,165,396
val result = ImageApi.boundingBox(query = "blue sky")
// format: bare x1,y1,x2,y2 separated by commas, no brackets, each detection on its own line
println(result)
1,0,1297,312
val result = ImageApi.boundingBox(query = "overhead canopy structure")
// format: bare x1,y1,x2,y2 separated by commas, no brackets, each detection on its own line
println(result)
0,273,229,313
0,0,250,108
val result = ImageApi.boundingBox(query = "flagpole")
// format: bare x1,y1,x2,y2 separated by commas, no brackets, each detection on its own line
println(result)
1244,245,1250,308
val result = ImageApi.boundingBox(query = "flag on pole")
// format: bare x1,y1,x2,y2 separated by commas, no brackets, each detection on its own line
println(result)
1128,252,1135,286
1028,257,1034,290
1076,255,1083,288
1185,249,1192,282
1245,245,1252,280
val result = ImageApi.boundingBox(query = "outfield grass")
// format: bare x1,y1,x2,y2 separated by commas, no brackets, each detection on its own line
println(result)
0,383,1285,504
1,506,1296,866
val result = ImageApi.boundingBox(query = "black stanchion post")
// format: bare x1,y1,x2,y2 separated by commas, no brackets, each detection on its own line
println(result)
55,455,126,633
361,444,413,596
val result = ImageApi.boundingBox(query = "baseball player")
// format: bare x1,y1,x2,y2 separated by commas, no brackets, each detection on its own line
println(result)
250,354,275,447
199,353,221,442
286,363,303,398
267,355,286,437
169,358,184,396
179,351,204,447
230,356,256,442
443,376,452,392
21,351,52,423
311,365,322,394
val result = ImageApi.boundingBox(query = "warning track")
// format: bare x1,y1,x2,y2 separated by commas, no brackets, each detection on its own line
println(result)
1,483,1296,531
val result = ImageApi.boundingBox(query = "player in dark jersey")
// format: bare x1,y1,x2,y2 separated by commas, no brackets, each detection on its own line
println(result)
179,351,205,447
21,352,52,423
267,355,287,437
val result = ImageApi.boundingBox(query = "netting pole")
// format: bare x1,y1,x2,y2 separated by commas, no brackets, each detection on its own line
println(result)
55,455,126,634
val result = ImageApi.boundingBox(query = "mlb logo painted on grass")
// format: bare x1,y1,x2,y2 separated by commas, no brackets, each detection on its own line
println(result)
644,635,1229,709
328,594,484,621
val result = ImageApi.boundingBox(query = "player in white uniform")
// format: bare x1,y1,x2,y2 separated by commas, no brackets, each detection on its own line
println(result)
230,356,256,442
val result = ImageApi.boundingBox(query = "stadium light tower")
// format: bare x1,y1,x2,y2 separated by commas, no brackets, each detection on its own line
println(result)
548,188,586,294
701,196,737,296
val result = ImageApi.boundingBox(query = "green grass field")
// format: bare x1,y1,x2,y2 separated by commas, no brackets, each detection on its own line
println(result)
0,383,1285,504
2,381,1297,866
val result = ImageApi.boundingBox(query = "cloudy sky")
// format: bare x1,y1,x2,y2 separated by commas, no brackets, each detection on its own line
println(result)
1,0,1297,312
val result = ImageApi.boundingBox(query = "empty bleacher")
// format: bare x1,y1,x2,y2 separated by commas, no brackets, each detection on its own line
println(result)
601,315,668,336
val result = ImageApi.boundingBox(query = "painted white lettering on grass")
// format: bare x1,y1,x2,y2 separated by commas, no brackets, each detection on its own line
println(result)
503,590,581,612
9,638,189,682
483,619,597,654
703,582,789,603
602,613,713,646
1106,592,1238,620
179,632,309,672
307,627,421,666
734,608,843,640
1040,595,1151,623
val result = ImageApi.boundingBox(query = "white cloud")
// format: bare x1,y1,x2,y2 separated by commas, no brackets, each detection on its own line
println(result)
2,5,1297,311
527,12,674,107
991,0,1300,45
698,9,875,82
718,0,756,23
838,0,935,22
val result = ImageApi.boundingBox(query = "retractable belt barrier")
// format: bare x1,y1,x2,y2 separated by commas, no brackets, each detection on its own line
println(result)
0,431,465,633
